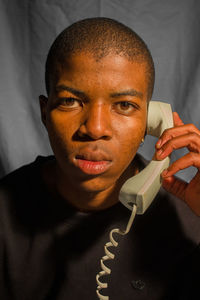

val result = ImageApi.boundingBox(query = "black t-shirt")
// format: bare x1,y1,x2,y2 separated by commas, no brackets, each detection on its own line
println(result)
0,156,199,300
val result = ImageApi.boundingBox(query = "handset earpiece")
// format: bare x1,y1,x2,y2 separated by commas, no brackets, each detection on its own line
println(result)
119,101,174,214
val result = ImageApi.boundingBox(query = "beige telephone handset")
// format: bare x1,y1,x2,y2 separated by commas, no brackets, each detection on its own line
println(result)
119,101,174,214
96,101,174,300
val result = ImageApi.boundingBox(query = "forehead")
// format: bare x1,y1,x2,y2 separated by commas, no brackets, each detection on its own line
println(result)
54,52,149,97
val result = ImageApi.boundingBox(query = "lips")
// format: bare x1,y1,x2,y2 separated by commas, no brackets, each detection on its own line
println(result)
76,150,111,162
74,148,112,175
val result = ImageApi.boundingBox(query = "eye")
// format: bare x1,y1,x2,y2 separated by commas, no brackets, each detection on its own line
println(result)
115,101,139,115
58,97,82,109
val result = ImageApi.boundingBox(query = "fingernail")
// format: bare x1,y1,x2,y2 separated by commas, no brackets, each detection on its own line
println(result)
156,139,162,148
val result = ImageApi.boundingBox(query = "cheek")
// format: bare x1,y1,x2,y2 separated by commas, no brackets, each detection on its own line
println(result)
117,132,142,161
112,118,146,170
46,111,76,154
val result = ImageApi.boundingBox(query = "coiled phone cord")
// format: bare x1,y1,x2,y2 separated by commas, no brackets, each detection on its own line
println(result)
96,204,137,300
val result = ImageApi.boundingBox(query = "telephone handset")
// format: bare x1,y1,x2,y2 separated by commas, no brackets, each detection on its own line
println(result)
119,101,174,214
96,101,174,300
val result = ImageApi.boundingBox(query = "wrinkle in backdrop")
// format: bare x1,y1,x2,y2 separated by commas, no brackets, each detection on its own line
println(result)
0,0,199,180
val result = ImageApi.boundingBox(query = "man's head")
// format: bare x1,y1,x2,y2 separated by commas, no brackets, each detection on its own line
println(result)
45,17,155,100
40,18,155,208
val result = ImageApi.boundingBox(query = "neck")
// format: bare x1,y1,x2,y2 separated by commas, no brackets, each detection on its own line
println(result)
57,181,120,212
41,158,139,212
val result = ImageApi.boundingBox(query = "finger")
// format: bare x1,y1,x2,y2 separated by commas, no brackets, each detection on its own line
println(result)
156,123,200,149
162,175,187,202
161,152,200,177
173,112,184,126
156,132,200,160
156,111,183,149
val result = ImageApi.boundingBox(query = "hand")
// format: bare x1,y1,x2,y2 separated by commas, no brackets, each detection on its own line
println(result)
155,112,200,216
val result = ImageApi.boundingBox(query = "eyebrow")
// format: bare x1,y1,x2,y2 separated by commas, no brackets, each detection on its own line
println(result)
56,85,86,98
110,89,143,99
56,84,143,99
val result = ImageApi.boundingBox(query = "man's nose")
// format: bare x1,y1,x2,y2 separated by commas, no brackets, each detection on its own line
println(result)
78,103,113,140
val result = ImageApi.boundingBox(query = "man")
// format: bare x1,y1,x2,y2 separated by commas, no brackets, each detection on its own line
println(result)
0,17,199,300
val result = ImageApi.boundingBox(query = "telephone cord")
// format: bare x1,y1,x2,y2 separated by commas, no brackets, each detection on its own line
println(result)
96,204,137,300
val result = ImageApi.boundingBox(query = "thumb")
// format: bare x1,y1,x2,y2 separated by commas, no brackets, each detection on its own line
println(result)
162,175,187,202
173,112,184,126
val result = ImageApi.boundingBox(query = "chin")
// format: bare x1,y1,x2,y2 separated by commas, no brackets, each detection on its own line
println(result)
77,177,117,194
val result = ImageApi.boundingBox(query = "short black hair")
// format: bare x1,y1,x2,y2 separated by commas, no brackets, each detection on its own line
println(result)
45,17,155,100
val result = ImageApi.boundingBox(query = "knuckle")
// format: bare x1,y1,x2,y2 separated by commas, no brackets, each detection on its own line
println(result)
188,152,199,164
164,138,177,151
188,132,199,142
166,140,174,150
162,128,173,139
188,133,200,152
188,152,195,159
168,161,179,172
188,123,197,132
191,132,198,138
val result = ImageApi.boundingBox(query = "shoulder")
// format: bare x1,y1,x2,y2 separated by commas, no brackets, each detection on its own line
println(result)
1,155,54,181
0,155,55,185
0,155,54,198
0,155,55,230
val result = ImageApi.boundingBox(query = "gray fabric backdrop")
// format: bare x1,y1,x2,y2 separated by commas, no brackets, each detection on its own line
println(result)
0,0,199,181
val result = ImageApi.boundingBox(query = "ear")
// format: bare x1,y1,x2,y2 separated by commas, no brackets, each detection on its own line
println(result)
39,95,48,127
